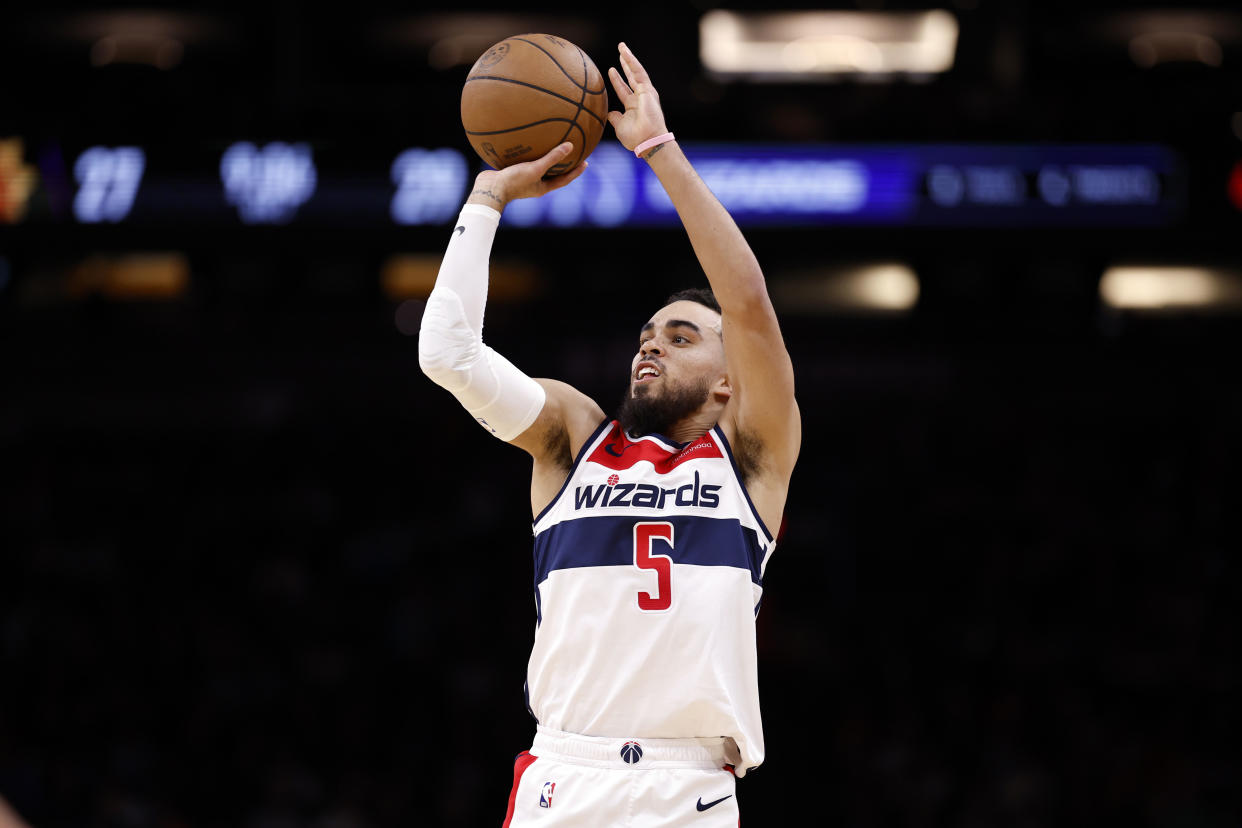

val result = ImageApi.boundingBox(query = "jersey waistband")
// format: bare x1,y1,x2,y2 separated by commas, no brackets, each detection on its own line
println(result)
532,726,740,770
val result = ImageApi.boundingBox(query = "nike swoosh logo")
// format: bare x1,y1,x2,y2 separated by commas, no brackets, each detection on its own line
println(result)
454,225,465,236
696,795,732,811
604,442,635,458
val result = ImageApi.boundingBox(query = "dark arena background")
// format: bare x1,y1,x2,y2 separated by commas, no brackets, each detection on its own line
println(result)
2,1,1241,826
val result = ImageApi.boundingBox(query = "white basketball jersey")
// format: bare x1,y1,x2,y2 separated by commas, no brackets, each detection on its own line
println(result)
527,419,776,776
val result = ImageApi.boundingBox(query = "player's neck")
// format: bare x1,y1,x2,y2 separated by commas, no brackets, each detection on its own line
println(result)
666,410,719,446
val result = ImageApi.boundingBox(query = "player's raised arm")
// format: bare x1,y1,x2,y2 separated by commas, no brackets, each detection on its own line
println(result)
606,43,801,481
418,144,604,480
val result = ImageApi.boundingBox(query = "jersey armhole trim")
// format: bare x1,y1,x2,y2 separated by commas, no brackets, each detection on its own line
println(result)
532,416,614,527
711,425,775,545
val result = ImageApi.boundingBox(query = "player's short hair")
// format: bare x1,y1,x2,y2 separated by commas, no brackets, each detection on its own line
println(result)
664,287,721,314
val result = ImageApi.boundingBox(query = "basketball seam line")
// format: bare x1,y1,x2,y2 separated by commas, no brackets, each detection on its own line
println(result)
462,77,606,126
510,36,607,95
548,47,592,171
464,117,579,135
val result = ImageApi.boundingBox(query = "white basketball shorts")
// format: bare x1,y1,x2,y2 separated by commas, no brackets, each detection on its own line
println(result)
502,726,740,827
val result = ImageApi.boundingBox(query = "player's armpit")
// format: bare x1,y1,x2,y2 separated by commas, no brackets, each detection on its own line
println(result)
509,379,605,468
514,380,606,518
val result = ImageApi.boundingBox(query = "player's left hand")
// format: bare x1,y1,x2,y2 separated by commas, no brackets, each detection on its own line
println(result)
607,43,670,154
468,142,587,210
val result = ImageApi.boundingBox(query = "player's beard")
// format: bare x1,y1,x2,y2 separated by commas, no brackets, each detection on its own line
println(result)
617,374,711,438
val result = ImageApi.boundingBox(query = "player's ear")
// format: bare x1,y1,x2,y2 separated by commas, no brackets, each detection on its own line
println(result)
712,373,732,403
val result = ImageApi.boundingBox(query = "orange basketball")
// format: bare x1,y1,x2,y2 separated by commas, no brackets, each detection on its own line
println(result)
461,34,608,176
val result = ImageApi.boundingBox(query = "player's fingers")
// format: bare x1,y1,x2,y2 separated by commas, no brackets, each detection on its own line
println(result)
617,43,641,91
619,42,648,89
527,142,573,177
545,160,588,190
608,66,633,105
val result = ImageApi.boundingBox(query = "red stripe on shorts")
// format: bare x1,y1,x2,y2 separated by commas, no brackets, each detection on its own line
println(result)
502,750,538,827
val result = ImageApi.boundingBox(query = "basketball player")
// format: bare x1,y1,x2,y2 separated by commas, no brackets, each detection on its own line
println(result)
419,43,800,826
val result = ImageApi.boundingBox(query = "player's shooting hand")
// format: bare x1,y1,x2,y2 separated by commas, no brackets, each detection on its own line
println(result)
467,142,588,210
607,43,670,155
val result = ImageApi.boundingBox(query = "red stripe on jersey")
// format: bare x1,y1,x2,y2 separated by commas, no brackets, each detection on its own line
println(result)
587,422,724,472
502,751,538,827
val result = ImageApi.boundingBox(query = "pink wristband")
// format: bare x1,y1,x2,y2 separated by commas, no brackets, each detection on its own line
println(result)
634,132,675,158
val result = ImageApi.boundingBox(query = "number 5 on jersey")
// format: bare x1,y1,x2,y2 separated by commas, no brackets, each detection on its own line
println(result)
633,522,673,612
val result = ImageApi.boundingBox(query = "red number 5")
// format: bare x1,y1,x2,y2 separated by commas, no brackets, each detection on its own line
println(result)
633,522,673,612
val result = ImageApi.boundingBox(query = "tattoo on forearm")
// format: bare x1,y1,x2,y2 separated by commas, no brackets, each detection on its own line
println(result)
641,143,666,160
471,187,504,205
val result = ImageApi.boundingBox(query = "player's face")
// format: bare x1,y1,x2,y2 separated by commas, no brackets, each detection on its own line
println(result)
617,300,726,436
629,300,727,401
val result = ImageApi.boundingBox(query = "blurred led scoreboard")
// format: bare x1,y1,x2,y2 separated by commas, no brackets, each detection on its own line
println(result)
43,140,1181,229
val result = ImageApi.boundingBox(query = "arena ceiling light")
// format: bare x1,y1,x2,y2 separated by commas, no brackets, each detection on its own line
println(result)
53,11,226,70
1088,11,1242,69
372,15,600,70
770,263,920,314
381,254,540,302
699,10,958,81
65,253,190,301
1099,266,1242,311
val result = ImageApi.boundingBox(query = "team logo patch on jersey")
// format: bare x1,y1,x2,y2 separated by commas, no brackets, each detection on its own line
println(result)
539,781,555,808
607,474,619,486
620,741,644,764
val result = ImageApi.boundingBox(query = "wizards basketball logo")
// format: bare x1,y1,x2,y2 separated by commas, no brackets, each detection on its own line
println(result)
620,741,644,764
539,781,555,808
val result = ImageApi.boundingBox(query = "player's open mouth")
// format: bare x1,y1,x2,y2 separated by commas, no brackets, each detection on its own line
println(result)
634,362,661,383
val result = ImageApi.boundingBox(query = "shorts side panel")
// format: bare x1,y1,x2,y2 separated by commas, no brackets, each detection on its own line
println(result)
505,754,624,827
503,751,539,828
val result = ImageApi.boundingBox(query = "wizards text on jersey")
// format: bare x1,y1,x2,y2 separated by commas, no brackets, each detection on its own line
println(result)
573,470,722,510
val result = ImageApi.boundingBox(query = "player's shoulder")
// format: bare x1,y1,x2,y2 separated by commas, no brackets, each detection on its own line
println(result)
536,379,607,439
510,379,607,467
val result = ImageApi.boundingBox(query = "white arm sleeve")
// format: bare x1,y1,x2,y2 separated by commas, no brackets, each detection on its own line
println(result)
418,204,547,441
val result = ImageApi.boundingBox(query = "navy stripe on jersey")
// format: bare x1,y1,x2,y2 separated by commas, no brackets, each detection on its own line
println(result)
636,431,682,450
523,681,537,723
533,514,766,586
